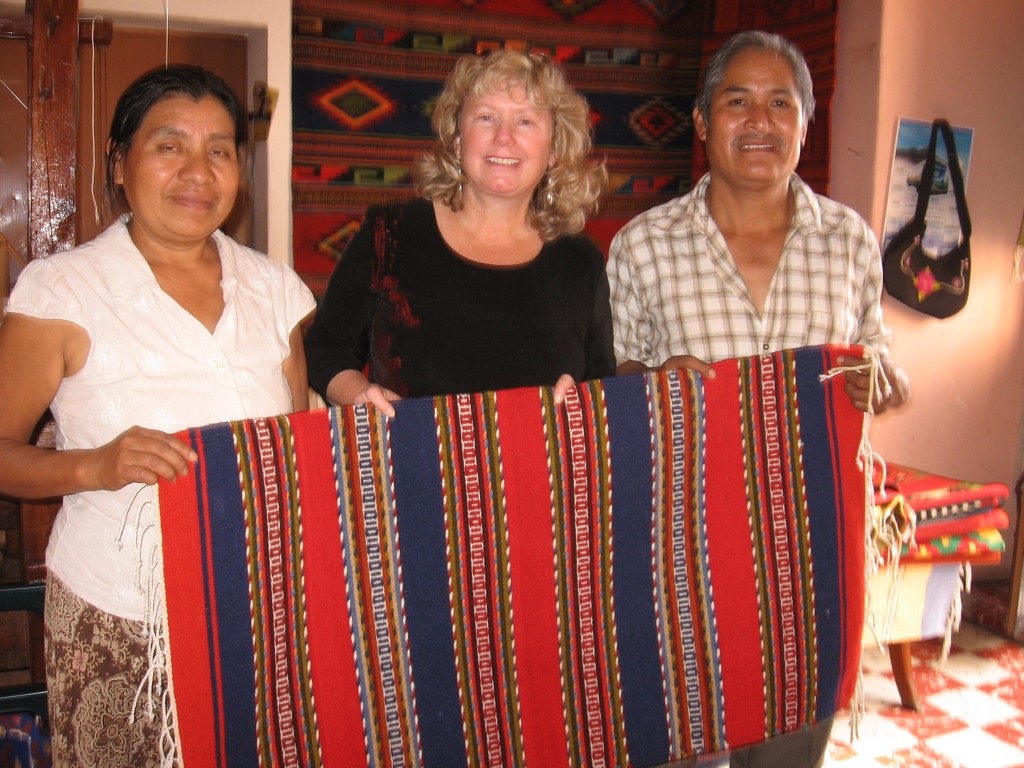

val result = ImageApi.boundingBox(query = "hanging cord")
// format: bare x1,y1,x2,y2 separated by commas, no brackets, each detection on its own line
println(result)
862,491,917,649
84,16,104,226
820,353,892,416
0,77,28,110
164,1,171,68
819,350,908,741
941,563,970,660
1013,209,1024,282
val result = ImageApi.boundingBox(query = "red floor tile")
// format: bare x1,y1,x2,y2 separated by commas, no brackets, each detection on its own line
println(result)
828,622,1024,767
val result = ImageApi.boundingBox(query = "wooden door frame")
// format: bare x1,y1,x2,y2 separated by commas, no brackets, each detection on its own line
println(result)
1,0,111,263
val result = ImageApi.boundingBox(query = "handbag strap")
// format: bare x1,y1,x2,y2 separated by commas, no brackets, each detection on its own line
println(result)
913,119,971,239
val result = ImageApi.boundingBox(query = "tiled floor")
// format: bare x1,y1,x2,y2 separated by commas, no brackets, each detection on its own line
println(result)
827,622,1024,767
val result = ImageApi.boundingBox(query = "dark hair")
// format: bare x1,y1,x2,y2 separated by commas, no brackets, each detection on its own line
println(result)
105,64,247,215
694,30,815,127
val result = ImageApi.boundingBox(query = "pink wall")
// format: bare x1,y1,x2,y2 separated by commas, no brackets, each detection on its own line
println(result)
831,0,1024,577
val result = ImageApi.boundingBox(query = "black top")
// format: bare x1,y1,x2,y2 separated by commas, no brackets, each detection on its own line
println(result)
304,198,615,399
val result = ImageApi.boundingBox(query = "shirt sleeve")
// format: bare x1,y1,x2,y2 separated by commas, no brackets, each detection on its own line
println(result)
278,264,317,334
607,224,655,367
851,220,892,357
6,256,90,332
303,208,380,398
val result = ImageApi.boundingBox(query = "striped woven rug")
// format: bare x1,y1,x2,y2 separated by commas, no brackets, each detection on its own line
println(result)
157,344,867,767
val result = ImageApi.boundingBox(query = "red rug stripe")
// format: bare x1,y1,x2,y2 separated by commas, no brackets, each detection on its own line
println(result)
497,387,571,766
701,357,768,748
830,352,868,708
161,430,222,765
290,408,368,768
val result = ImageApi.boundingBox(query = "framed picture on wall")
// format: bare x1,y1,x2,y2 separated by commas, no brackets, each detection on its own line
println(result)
882,117,975,256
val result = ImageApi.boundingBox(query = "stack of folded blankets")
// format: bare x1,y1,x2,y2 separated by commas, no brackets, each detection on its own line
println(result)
876,463,1009,567
866,462,1010,655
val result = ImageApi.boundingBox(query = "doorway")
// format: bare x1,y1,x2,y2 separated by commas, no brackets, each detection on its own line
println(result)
0,24,252,301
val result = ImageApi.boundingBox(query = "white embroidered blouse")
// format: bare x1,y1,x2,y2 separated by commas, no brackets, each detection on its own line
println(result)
6,218,316,620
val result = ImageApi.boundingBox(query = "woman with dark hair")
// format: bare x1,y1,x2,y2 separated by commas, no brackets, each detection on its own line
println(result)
0,64,315,766
304,48,614,415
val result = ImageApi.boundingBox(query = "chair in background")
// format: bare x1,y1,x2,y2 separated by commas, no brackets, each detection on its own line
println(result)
0,582,47,722
0,416,60,724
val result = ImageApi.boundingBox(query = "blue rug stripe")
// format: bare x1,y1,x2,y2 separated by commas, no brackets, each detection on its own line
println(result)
793,348,843,717
197,423,260,768
187,428,225,768
604,374,671,766
388,396,466,766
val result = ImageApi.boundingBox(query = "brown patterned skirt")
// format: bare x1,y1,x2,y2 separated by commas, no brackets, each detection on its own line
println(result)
44,571,175,767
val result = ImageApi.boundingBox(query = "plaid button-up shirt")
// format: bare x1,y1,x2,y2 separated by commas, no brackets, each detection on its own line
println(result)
607,173,891,366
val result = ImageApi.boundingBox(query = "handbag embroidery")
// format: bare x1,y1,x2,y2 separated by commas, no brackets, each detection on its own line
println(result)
882,119,971,318
898,234,968,300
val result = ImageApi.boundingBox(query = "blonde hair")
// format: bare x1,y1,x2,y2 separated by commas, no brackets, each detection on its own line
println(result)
415,49,607,241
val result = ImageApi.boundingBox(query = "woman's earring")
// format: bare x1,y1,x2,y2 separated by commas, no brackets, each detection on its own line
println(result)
544,175,555,208
456,162,464,198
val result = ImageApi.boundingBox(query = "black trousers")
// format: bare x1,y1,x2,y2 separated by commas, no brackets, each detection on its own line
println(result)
654,716,834,768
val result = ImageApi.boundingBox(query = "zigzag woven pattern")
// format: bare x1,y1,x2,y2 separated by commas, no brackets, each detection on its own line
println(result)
157,344,867,767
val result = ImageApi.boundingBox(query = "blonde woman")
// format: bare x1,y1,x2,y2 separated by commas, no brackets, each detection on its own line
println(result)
305,48,613,414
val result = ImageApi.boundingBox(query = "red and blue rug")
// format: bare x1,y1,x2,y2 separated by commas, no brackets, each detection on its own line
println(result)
157,344,867,766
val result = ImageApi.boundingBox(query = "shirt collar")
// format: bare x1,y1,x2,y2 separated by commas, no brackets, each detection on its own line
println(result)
99,216,232,310
653,172,713,233
655,172,825,236
789,174,825,234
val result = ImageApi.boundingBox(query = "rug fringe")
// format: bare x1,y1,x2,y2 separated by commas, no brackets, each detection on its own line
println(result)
122,487,181,767
941,563,970,661
824,349,904,744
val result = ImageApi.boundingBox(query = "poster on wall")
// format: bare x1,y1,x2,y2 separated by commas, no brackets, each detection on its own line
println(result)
882,117,975,254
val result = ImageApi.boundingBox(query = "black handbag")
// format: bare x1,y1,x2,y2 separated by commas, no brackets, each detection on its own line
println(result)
882,118,971,318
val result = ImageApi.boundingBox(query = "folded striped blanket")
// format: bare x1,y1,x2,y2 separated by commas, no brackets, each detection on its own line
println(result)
157,344,868,767
881,463,1010,534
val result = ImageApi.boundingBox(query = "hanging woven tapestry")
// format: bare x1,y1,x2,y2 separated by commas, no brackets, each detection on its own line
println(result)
290,0,706,296
156,344,867,766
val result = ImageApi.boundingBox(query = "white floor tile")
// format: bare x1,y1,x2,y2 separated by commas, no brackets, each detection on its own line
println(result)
926,727,1024,768
925,646,1014,687
927,686,1022,726
859,645,895,676
833,622,1024,766
949,622,1010,652
823,753,886,767
839,710,918,758
859,671,903,709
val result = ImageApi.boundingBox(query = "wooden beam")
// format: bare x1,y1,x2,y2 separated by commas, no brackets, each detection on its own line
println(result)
0,12,112,45
0,13,32,37
76,16,112,46
28,0,79,260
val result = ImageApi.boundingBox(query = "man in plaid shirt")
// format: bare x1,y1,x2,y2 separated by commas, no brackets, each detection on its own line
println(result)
608,30,908,418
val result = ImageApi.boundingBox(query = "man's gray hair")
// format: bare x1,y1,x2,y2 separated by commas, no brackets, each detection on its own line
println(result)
694,30,816,126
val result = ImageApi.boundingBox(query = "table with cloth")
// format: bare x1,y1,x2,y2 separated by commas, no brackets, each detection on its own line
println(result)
865,463,1009,710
